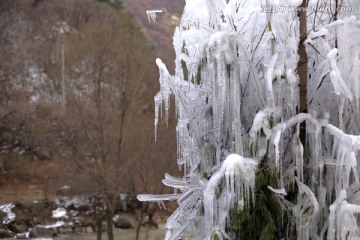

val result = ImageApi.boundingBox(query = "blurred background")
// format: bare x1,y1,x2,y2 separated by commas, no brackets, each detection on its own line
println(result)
0,0,184,208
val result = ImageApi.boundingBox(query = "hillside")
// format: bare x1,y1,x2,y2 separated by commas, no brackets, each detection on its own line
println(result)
0,0,178,203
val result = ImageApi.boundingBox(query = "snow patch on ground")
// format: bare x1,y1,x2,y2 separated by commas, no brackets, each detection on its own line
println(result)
0,203,15,224
38,221,65,229
52,208,67,218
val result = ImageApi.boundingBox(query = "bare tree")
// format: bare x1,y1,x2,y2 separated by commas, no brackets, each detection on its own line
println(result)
64,7,160,240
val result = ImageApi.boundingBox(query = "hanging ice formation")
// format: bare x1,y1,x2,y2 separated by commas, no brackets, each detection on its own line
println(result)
146,9,163,23
138,0,360,239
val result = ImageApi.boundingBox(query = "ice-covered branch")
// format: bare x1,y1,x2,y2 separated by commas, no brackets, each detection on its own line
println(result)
270,113,360,147
137,193,181,202
146,9,163,23
325,124,360,149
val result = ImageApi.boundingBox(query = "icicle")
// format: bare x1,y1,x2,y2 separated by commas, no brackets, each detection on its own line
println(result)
295,180,319,240
286,69,298,101
154,94,161,140
337,201,360,239
328,190,347,240
231,63,243,155
293,130,304,183
274,129,282,171
314,124,321,180
266,53,278,107
327,49,353,101
327,191,360,240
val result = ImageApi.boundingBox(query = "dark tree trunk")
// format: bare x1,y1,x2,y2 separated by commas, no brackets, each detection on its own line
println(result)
106,211,114,240
136,211,144,240
105,195,115,240
297,0,308,147
93,196,103,240
96,219,102,240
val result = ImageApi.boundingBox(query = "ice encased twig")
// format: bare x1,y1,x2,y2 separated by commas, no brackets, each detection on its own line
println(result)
146,9,163,23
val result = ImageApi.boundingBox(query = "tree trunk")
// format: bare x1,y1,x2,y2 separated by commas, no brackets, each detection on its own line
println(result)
135,210,144,240
106,209,114,240
93,197,103,240
297,0,308,147
96,219,102,240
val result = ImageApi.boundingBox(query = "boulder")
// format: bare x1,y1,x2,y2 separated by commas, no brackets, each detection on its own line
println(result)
114,218,132,229
29,227,55,238
0,228,14,238
57,225,75,234
73,216,95,232
113,213,137,229
6,220,29,233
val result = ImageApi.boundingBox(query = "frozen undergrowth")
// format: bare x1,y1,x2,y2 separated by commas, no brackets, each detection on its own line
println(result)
138,0,360,239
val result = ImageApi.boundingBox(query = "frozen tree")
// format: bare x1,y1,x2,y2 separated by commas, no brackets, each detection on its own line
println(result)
138,0,360,239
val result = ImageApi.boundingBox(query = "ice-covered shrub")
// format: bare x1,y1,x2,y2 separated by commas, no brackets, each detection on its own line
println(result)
138,0,360,239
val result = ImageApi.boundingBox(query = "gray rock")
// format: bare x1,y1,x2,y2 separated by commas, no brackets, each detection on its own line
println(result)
113,213,137,229
73,216,95,232
57,225,75,234
29,227,55,238
6,220,29,233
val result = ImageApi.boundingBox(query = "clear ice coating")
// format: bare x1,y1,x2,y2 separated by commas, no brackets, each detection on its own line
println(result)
138,0,360,239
